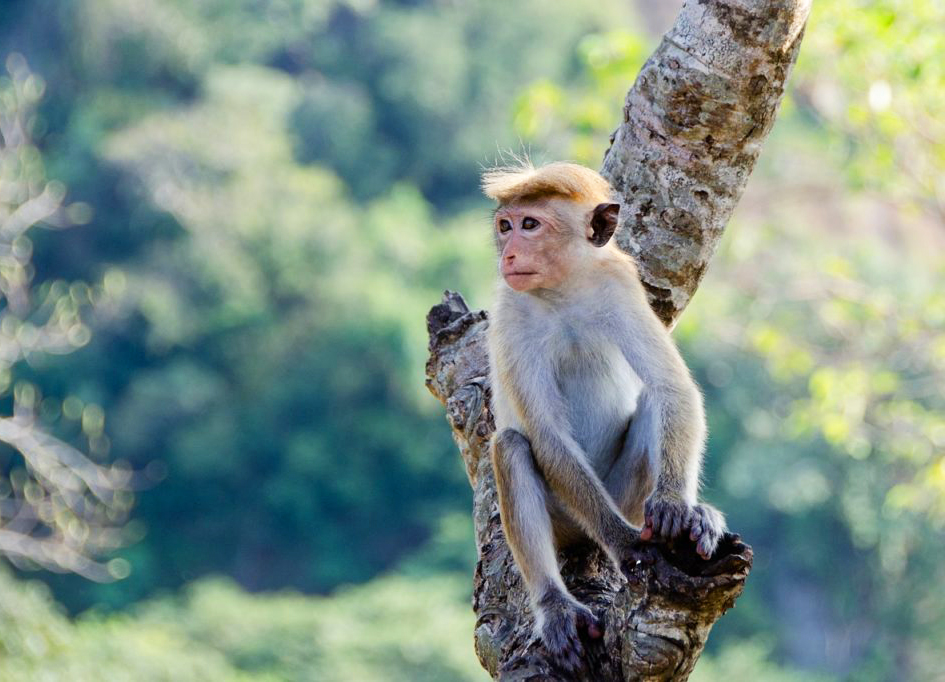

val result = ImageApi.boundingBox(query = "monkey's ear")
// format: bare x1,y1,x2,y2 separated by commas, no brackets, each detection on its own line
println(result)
589,203,620,247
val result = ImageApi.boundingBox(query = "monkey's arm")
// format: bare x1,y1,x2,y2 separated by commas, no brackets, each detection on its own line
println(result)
503,357,638,561
614,295,725,556
616,297,705,495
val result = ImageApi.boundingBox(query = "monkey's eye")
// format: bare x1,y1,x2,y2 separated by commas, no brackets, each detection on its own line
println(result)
522,217,540,231
498,219,512,234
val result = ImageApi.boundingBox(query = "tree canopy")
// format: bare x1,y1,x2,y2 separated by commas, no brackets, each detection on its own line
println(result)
0,0,942,680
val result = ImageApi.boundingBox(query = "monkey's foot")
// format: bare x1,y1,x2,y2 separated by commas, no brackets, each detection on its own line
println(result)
537,590,603,672
641,498,726,560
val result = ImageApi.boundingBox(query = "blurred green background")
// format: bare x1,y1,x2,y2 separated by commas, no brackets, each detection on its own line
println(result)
0,0,943,680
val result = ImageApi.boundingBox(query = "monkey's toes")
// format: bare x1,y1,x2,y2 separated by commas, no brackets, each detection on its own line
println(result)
541,615,583,671
576,607,604,639
539,598,600,671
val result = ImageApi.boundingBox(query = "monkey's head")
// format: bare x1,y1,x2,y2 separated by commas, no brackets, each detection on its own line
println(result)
482,162,620,293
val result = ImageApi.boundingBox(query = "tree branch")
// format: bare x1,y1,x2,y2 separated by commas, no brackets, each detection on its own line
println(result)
425,1,810,678
604,0,811,326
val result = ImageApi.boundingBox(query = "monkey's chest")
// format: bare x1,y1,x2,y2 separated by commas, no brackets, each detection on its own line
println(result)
555,343,641,472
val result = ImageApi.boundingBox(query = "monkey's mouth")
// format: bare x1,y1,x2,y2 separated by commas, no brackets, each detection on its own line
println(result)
504,271,538,277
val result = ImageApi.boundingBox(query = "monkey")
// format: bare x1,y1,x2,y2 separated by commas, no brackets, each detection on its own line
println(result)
484,161,726,670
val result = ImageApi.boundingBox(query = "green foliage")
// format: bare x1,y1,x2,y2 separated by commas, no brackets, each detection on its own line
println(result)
514,30,649,164
794,0,945,212
145,573,484,681
72,61,499,603
691,639,834,682
0,55,142,581
679,206,945,681
0,0,943,680
0,567,254,681
0,566,485,681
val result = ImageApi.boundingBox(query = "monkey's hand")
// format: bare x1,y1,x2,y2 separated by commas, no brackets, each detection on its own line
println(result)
536,590,603,672
640,496,726,560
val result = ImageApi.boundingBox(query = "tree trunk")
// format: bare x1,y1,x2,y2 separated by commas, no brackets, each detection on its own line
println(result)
425,1,811,679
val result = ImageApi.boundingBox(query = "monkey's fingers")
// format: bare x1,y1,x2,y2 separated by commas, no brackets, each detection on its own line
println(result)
650,506,668,537
644,498,698,541
696,529,720,559
668,506,692,539
688,519,703,543
689,505,724,559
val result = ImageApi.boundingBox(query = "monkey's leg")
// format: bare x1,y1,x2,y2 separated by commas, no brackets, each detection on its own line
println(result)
492,429,602,671
525,424,640,566
603,436,654,528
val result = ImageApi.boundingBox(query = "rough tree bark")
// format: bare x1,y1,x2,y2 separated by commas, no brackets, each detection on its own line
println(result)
425,1,811,679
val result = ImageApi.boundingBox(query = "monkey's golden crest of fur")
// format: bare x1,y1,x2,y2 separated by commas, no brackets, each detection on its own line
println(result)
484,161,726,671
482,161,613,205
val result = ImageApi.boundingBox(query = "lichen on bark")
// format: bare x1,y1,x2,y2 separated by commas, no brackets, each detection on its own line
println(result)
603,0,810,326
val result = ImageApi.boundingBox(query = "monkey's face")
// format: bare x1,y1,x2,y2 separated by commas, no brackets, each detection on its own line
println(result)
494,201,579,292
